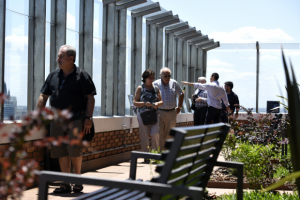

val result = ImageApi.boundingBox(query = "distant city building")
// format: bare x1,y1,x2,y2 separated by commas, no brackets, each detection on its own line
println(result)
4,96,17,120
15,106,28,120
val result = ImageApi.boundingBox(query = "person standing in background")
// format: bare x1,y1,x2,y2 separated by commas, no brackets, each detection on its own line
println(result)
133,69,163,163
153,68,184,150
37,45,96,193
182,72,229,124
221,81,240,123
192,77,208,125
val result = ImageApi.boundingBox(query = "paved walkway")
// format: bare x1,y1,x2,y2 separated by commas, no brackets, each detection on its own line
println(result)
20,156,292,199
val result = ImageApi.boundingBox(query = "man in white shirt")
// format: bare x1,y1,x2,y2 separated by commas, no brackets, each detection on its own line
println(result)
182,73,229,124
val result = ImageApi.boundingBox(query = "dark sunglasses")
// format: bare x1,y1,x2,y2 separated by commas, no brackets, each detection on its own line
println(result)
162,75,171,78
60,79,65,90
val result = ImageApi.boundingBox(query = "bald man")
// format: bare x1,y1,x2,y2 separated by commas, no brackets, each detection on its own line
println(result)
153,68,184,150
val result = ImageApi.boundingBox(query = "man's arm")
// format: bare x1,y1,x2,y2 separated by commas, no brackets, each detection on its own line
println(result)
235,94,240,115
221,90,230,110
83,95,95,134
174,82,184,114
86,94,95,117
182,81,209,90
36,94,49,109
182,81,195,87
195,92,207,103
176,93,184,114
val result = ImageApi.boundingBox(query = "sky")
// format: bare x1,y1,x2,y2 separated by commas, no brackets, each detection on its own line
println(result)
4,0,300,113
157,0,300,111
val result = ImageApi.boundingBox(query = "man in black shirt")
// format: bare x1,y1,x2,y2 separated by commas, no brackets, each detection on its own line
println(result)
37,45,96,193
221,81,239,123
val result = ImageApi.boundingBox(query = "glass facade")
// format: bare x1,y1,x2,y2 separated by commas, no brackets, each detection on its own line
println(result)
4,6,29,120
93,0,103,116
66,0,80,66
1,0,299,120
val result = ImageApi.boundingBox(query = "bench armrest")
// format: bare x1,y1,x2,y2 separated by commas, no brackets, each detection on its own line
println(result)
215,161,243,200
38,171,203,200
129,151,162,180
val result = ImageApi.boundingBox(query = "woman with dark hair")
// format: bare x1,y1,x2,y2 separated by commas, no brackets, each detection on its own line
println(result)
133,69,163,161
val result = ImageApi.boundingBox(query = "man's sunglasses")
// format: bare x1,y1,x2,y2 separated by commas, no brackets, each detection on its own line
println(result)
162,75,171,78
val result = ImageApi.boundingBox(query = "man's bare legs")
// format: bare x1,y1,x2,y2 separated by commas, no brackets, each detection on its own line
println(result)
59,156,82,174
59,156,71,173
70,156,82,174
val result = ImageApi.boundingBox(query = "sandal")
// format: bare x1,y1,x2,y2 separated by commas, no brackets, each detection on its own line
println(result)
73,184,83,193
53,183,72,193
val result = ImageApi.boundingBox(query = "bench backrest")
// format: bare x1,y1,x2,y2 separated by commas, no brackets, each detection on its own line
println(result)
150,123,230,200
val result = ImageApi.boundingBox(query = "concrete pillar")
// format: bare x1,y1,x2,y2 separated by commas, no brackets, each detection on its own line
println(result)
79,0,94,75
114,8,127,116
130,16,143,99
201,42,220,78
145,12,179,77
196,48,203,78
101,1,119,116
130,3,161,100
165,33,175,73
28,0,46,111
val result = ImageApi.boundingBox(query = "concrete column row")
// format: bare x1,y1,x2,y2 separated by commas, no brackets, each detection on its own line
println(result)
0,0,220,119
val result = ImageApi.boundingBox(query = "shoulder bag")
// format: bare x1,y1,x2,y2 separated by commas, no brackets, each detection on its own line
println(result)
79,69,95,142
140,86,158,126
191,89,202,110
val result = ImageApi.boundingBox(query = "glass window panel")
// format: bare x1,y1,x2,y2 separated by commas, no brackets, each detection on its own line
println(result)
206,49,256,111
94,0,103,39
259,49,300,113
142,19,146,72
45,23,50,78
4,12,29,120
126,13,131,48
142,18,146,54
46,0,51,23
6,0,29,16
125,14,131,115
125,47,131,115
93,38,102,116
66,30,79,66
45,22,51,107
67,0,80,32
162,27,165,68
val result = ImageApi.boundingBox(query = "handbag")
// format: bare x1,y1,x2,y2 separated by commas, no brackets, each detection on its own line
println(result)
191,89,202,110
139,86,158,126
79,69,95,142
140,109,157,126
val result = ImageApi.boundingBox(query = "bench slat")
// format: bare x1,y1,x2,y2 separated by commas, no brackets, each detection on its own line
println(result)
181,131,221,147
88,188,121,200
156,140,217,174
172,149,213,170
118,190,145,200
73,187,110,200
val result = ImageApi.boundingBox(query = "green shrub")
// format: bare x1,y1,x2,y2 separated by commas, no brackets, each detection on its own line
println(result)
217,191,299,200
231,143,276,190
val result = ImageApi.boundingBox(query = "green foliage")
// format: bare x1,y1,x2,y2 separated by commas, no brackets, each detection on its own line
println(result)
264,49,300,195
148,146,164,164
274,166,290,179
217,191,299,200
220,134,237,161
231,143,276,190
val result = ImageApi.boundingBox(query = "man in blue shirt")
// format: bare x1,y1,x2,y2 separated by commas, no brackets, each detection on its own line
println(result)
182,73,229,124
